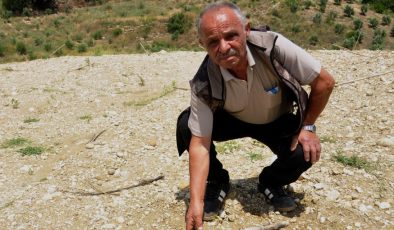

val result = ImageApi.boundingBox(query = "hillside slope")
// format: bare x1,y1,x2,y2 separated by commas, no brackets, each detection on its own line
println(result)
0,51,393,229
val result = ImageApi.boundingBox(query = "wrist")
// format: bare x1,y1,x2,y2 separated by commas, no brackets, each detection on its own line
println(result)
302,124,316,133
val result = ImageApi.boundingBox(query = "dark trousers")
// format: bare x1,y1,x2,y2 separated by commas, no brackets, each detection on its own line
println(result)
176,107,312,188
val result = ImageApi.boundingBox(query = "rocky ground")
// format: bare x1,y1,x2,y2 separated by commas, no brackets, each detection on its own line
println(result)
0,50,393,230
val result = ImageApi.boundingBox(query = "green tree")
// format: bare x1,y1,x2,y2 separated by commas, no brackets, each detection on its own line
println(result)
167,13,192,38
382,15,392,26
368,17,379,29
344,5,355,17
361,4,368,15
353,19,363,30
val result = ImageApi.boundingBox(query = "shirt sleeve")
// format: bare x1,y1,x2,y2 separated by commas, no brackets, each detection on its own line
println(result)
274,32,321,85
188,91,213,137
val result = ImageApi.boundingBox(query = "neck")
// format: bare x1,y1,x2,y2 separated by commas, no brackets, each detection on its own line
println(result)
229,59,248,81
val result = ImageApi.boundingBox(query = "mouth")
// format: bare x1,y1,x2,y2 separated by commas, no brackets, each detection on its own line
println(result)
218,49,239,61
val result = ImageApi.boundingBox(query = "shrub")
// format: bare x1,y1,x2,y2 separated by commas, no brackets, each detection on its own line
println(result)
371,29,386,50
361,4,368,15
272,9,280,17
28,51,37,60
87,39,95,47
65,40,74,49
44,42,52,51
291,24,301,33
382,15,391,26
53,18,61,28
353,19,363,30
140,17,155,39
391,25,394,37
304,0,312,9
334,23,345,34
112,28,122,37
326,11,338,24
2,0,29,14
167,12,192,36
334,0,341,5
0,43,5,57
344,5,354,17
343,37,356,49
22,7,32,17
92,30,102,40
34,37,43,46
347,29,363,43
149,40,172,52
368,17,379,29
313,13,322,24
309,35,319,45
16,41,27,55
77,43,87,53
320,0,327,12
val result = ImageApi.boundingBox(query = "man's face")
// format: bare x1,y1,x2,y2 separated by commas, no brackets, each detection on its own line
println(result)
199,7,250,70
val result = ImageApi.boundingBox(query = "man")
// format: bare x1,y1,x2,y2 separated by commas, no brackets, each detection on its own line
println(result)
176,2,335,229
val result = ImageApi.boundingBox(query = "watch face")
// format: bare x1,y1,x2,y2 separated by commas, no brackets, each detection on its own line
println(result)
303,125,316,133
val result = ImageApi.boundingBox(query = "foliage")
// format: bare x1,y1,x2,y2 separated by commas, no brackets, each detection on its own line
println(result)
216,140,240,154
112,28,122,37
18,146,45,156
371,28,386,50
326,11,338,25
92,30,102,40
16,41,27,55
304,0,312,9
286,0,299,13
313,13,322,24
368,17,379,28
167,12,192,36
334,0,341,5
335,24,345,34
65,40,74,49
320,0,328,13
347,29,364,44
77,43,87,53
2,0,57,15
362,0,394,13
343,36,356,49
361,4,368,15
333,153,373,170
381,15,391,26
24,118,39,123
353,19,363,30
309,35,319,45
391,25,394,37
0,43,5,57
344,5,355,17
1,137,29,148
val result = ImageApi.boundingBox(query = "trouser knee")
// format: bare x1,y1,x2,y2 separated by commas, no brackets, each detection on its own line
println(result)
176,107,191,156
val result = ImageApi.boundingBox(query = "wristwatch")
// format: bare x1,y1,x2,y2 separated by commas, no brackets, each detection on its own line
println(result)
303,124,316,133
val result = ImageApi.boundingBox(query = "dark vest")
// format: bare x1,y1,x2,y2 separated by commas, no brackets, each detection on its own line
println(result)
189,31,309,134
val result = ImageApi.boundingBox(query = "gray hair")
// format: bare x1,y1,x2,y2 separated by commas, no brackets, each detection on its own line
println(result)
196,1,247,36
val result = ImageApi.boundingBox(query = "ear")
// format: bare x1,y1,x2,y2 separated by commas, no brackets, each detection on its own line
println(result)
245,20,251,36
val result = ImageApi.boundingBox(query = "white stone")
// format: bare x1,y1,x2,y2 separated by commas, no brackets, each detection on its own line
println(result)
377,202,391,210
326,189,340,201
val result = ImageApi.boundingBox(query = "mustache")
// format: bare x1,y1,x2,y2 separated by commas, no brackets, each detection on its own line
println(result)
217,48,239,59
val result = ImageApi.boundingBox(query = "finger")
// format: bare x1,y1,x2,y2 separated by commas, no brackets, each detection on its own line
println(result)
316,143,322,162
290,136,298,151
310,146,317,164
194,216,203,229
303,145,310,162
186,217,193,230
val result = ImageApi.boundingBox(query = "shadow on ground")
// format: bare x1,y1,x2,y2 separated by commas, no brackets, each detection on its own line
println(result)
175,176,306,218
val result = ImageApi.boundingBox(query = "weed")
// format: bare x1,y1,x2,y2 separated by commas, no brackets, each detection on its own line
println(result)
34,37,43,46
65,40,74,49
216,140,240,154
309,35,319,45
124,81,176,106
368,17,379,29
361,4,368,15
24,118,40,123
18,146,45,156
1,137,29,148
16,41,27,55
79,114,93,122
382,15,391,26
344,5,354,17
92,30,102,40
44,42,52,52
247,152,263,161
313,13,322,24
326,11,337,25
333,153,373,171
320,136,337,143
112,28,122,37
0,43,5,57
167,12,192,36
334,0,341,5
77,43,87,53
353,19,363,30
11,98,19,109
334,23,345,34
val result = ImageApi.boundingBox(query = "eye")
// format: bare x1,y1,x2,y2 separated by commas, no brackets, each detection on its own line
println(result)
207,39,219,47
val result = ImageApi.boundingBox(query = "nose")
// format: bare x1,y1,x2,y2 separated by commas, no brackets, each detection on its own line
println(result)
218,39,230,54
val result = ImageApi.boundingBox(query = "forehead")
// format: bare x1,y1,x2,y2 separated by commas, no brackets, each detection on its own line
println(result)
200,7,242,32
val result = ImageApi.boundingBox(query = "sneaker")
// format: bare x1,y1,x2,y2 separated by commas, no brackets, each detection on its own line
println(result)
203,181,230,221
258,184,297,212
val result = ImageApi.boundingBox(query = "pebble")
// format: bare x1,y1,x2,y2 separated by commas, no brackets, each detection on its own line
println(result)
377,137,394,147
326,189,340,201
85,143,94,149
320,216,326,223
377,202,391,210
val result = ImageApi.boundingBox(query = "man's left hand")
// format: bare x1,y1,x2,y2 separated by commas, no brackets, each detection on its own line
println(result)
290,130,321,164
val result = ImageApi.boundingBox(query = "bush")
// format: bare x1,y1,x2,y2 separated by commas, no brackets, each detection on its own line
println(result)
343,37,356,49
112,28,122,37
347,29,363,43
309,35,319,45
65,40,74,49
313,13,322,24
149,40,172,52
92,30,102,40
391,25,394,37
2,0,30,14
371,29,386,50
362,0,394,13
353,19,363,30
28,51,37,60
344,5,355,17
0,43,5,57
361,4,368,15
34,37,43,46
334,0,341,5
16,41,27,55
1,10,13,20
291,24,301,33
77,43,87,53
2,0,57,15
382,15,391,26
368,17,379,29
304,0,312,9
167,13,192,36
334,24,345,34
320,0,327,12
44,42,52,51
326,11,338,24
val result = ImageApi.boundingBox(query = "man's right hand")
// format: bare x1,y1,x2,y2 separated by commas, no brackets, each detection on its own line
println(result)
186,200,204,230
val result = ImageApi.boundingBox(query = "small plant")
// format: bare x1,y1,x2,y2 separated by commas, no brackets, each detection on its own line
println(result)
44,42,52,52
391,25,394,37
347,29,363,44
92,30,102,40
77,43,87,53
361,4,368,16
247,152,263,161
334,23,345,34
216,140,240,154
319,0,327,13
11,98,19,109
303,0,312,9
382,15,391,26
65,40,74,49
34,37,43,46
0,43,5,57
79,114,93,122
326,11,337,25
313,13,322,24
309,35,319,45
291,24,301,33
1,137,29,148
167,12,192,36
16,41,27,55
24,118,39,123
272,9,280,17
286,0,298,13
334,0,341,5
333,153,372,171
344,5,354,17
53,18,61,28
28,50,36,60
353,19,363,30
320,136,336,143
343,36,356,49
87,39,95,47
18,146,45,156
140,17,155,39
112,28,122,37
371,29,386,50
368,17,379,29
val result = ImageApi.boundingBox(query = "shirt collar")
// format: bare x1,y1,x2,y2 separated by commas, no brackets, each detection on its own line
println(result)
220,45,255,82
